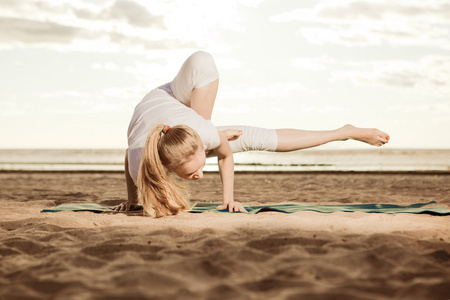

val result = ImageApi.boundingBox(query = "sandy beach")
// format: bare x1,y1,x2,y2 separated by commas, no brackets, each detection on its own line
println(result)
1,171,449,300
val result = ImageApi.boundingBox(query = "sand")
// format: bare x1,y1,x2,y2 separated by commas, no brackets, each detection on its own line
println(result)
0,171,449,300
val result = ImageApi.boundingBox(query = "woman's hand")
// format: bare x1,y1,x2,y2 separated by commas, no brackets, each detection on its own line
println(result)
221,129,243,141
217,201,248,213
112,201,139,212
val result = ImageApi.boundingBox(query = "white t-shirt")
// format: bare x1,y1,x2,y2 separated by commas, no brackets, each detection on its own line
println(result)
127,51,220,183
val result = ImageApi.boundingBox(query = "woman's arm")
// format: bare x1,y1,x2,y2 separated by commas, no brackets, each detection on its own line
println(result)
213,130,247,213
113,149,139,212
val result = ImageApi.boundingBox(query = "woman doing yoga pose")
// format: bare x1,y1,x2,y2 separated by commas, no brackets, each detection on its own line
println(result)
114,51,390,217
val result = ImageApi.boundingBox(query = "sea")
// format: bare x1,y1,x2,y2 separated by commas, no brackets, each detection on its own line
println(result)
0,149,449,172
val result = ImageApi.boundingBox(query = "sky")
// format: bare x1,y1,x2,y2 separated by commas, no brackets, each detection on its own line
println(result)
1,0,449,149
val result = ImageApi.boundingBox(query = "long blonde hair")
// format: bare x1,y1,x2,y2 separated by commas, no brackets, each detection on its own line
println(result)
137,124,202,217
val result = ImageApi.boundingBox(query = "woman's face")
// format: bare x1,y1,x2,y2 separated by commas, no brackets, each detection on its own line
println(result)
173,147,206,181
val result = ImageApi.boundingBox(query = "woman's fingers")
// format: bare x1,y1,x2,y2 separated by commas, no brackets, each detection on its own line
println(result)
216,204,226,210
113,202,131,212
216,202,248,213
221,129,243,141
235,202,248,213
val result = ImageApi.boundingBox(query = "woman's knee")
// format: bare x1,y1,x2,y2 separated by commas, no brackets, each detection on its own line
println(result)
187,51,215,68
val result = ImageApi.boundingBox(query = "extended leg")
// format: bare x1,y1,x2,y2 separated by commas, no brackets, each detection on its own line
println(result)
217,124,389,155
276,124,389,151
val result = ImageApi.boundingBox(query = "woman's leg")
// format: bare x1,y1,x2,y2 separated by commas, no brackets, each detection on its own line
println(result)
170,51,219,120
190,79,219,120
276,124,390,151
217,125,279,153
218,124,389,154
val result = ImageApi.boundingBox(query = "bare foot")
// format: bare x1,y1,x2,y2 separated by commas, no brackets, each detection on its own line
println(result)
340,124,390,147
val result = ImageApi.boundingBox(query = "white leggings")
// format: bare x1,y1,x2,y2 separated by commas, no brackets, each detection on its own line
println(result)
217,125,278,153
170,51,278,153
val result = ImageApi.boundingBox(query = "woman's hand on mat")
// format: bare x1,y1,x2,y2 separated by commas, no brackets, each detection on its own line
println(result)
217,201,248,213
221,129,243,141
113,201,138,212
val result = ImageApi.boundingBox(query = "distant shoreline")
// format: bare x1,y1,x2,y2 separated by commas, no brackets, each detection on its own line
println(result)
1,170,450,175
1,148,449,172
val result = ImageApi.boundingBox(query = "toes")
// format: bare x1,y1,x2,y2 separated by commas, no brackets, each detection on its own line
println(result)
377,138,387,146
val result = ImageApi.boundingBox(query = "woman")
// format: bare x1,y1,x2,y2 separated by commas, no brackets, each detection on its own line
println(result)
115,51,389,217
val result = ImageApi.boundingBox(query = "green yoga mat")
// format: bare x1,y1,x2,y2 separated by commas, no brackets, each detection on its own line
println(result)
41,201,450,215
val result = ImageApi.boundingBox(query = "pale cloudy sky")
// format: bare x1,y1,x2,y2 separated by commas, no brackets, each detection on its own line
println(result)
1,0,449,149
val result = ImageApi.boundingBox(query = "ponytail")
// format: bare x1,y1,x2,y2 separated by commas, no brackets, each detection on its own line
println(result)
137,124,201,217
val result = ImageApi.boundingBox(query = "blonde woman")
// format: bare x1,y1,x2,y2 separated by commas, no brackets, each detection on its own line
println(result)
115,51,390,217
